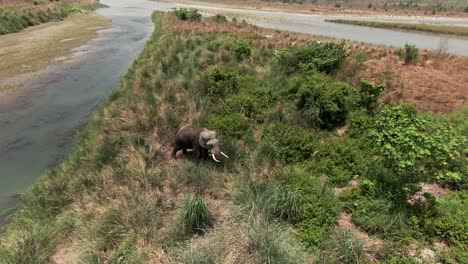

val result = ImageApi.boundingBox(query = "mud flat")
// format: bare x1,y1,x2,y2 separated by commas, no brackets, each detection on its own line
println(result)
0,13,111,90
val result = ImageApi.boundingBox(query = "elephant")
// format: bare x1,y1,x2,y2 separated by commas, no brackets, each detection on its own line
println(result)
171,125,229,162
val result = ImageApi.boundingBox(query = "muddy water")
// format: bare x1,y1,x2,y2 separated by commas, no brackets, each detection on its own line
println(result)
1,0,468,227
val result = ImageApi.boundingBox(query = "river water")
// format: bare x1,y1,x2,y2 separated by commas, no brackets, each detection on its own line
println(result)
1,0,467,226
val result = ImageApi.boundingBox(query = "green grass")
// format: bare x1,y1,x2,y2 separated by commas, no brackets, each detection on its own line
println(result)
326,19,468,37
0,3,106,35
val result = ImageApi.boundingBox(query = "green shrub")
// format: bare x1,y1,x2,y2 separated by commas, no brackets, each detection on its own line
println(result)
212,14,227,23
180,196,211,234
369,104,466,198
303,137,367,186
220,86,275,122
201,112,251,141
173,8,201,21
425,192,467,247
262,124,318,163
358,78,386,113
275,42,346,74
398,44,419,64
285,167,339,250
465,6,468,13
202,67,239,98
284,73,357,128
233,39,251,59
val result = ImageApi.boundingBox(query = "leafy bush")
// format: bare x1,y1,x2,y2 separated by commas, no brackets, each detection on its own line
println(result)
398,44,419,64
220,83,275,122
201,112,251,141
180,196,211,234
303,137,367,186
275,42,346,74
173,8,202,21
262,124,318,163
424,192,467,247
284,73,357,128
201,67,239,98
212,14,227,23
285,167,340,250
233,39,251,59
358,78,386,113
465,6,468,13
368,104,466,199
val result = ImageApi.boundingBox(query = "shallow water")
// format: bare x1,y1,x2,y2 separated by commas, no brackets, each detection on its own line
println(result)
1,0,467,226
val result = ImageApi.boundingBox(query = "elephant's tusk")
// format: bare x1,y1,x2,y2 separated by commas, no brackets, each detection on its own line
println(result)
220,151,229,158
211,154,221,162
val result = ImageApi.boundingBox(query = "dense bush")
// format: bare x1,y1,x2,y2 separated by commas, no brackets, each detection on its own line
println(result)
358,78,386,113
285,167,340,250
303,137,368,186
284,73,357,128
465,6,468,13
425,192,467,247
262,124,318,163
398,44,419,64
233,39,252,59
173,8,202,21
201,112,251,141
212,14,227,23
368,104,466,199
275,42,346,74
201,67,239,98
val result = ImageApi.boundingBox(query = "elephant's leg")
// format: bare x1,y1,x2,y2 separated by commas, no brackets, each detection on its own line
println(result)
202,149,208,160
172,144,181,158
192,145,201,160
183,148,188,155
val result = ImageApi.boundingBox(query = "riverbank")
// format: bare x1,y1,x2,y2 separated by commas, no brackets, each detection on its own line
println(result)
1,10,466,263
0,13,111,90
327,19,468,37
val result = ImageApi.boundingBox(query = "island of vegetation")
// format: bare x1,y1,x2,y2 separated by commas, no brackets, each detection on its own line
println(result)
0,8,466,264
326,19,468,37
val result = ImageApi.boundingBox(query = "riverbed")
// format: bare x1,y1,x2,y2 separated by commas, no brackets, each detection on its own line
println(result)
1,0,467,226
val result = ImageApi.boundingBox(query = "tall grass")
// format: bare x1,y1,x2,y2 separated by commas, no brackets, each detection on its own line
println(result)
180,196,211,235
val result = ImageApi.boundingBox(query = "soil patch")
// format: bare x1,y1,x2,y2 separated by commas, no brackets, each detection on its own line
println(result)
337,212,385,260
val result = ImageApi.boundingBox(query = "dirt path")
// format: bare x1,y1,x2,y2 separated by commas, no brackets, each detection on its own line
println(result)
0,13,111,91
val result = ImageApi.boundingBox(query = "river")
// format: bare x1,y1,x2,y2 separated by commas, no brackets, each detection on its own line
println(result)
1,0,467,226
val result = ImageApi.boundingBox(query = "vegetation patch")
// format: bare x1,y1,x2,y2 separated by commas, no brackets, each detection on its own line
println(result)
327,19,468,37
